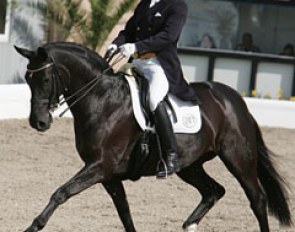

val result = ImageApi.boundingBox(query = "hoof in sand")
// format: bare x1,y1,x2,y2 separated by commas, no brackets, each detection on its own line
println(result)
184,223,198,232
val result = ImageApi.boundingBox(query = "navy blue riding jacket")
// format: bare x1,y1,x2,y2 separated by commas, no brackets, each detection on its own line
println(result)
112,0,198,101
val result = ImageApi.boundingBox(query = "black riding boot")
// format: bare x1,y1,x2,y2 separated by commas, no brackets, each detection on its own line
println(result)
154,101,180,178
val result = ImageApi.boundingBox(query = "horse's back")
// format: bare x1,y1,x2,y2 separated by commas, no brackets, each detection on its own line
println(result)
192,81,248,110
207,81,256,131
191,81,257,147
192,81,252,122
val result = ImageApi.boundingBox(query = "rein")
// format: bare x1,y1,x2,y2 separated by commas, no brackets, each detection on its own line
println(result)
58,53,125,117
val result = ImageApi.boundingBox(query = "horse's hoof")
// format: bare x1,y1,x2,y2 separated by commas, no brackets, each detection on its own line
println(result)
24,226,37,232
184,223,198,232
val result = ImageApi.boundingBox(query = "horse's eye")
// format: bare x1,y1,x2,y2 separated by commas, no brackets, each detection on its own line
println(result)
43,77,50,83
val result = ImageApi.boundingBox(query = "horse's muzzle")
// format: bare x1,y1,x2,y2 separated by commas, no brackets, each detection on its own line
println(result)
30,112,53,132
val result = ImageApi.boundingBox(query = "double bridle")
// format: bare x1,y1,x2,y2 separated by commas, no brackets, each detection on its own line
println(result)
27,59,65,111
26,53,125,117
27,63,54,75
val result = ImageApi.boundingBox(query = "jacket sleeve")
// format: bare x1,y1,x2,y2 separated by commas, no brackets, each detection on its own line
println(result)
135,1,188,54
112,15,136,47
112,1,145,46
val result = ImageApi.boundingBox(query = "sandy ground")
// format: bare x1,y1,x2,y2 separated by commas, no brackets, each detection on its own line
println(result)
0,118,294,232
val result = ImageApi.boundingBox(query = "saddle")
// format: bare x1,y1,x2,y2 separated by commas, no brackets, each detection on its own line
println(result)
119,64,176,125
118,63,202,134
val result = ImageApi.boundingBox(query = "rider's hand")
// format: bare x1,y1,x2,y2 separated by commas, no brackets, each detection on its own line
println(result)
119,43,137,57
106,44,118,55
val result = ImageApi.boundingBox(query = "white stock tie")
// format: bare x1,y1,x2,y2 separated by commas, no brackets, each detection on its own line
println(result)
150,0,161,8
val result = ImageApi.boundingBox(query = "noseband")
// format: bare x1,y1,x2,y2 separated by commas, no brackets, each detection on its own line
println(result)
27,60,64,110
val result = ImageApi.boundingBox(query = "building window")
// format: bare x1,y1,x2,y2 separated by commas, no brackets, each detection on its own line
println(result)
180,0,295,56
0,0,10,42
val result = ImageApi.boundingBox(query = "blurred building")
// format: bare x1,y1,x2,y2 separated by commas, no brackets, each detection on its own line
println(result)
179,0,295,98
0,0,46,84
1,0,294,99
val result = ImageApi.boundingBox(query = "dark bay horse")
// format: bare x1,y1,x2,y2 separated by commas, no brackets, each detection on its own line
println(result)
15,42,292,232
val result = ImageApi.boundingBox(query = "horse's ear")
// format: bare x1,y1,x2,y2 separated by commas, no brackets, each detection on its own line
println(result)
14,45,35,60
37,47,48,60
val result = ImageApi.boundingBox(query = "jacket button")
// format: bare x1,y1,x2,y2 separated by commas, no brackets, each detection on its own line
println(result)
148,27,151,31
137,27,140,31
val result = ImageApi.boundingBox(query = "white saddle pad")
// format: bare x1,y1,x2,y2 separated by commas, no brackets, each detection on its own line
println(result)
124,74,202,134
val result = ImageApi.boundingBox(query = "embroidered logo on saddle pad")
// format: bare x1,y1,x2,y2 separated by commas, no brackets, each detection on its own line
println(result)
123,71,202,134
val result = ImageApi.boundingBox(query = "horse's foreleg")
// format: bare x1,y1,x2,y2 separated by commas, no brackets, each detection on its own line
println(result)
103,180,136,232
177,163,225,232
24,163,105,232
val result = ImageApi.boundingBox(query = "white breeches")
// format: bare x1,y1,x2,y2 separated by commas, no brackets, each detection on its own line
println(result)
132,57,169,112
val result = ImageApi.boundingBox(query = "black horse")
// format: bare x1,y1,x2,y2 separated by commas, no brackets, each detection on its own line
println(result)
15,42,292,232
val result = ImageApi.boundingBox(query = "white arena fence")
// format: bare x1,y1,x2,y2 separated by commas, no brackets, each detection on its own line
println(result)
1,84,295,129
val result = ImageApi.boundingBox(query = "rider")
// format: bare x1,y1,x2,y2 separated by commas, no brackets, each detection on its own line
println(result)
106,0,198,178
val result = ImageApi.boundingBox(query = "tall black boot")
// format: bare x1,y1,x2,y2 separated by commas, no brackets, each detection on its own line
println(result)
153,101,180,178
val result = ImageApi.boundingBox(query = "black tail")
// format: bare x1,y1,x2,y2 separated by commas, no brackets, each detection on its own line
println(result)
254,120,293,226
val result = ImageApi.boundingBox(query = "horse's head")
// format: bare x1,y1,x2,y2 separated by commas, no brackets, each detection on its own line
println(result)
15,46,61,132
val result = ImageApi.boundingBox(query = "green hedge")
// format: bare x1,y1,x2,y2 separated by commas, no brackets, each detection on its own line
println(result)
88,0,137,49
46,0,137,49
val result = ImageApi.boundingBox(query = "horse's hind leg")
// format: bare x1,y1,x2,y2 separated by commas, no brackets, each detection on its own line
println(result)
219,145,269,232
103,180,136,232
177,161,225,232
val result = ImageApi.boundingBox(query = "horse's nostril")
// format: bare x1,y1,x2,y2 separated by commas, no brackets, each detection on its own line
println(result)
49,113,53,123
29,113,52,132
36,121,48,131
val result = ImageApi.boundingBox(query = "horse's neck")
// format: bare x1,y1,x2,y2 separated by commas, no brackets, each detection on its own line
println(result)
65,70,129,121
50,47,129,120
54,52,99,91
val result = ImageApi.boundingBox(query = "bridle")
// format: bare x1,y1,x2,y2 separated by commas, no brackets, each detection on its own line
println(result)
27,63,54,76
26,59,65,111
26,52,125,117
